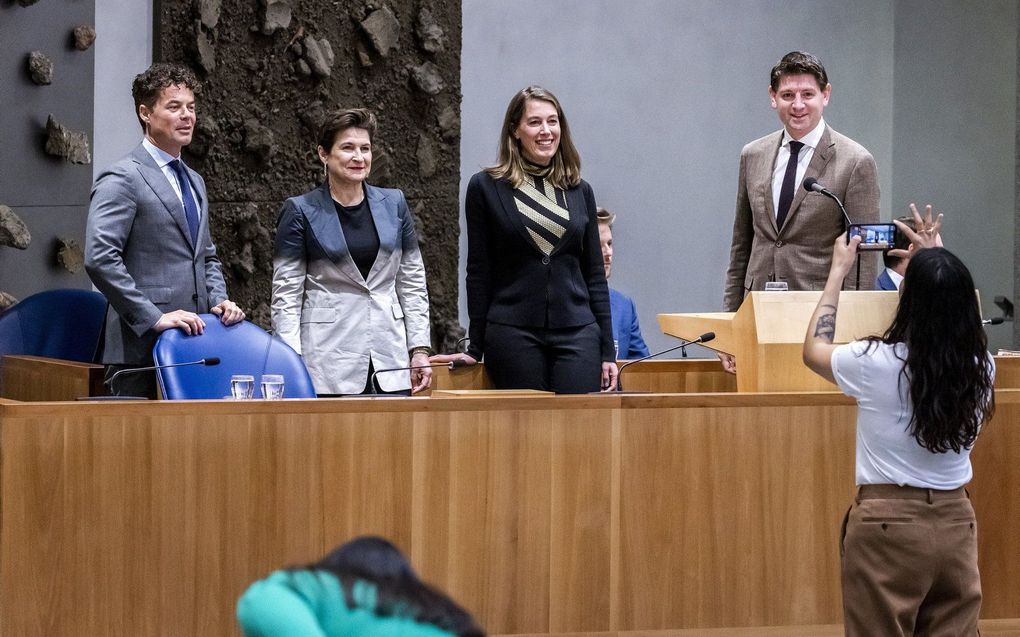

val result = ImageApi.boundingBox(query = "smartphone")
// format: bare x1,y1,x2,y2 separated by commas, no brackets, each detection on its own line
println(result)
848,223,897,251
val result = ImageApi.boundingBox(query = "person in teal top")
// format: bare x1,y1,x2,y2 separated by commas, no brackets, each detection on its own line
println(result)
237,536,484,637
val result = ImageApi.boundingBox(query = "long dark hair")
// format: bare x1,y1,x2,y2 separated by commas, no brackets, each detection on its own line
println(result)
307,536,485,636
868,248,995,452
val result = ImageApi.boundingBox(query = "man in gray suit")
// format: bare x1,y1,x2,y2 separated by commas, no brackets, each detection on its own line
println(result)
85,63,244,397
720,51,879,372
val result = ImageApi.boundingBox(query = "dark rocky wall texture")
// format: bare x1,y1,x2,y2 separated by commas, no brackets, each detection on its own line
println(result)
155,0,463,351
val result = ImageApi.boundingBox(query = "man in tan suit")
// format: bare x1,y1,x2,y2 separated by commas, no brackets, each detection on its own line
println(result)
723,51,880,314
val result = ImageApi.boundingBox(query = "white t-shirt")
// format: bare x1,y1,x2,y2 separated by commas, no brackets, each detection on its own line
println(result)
831,340,994,489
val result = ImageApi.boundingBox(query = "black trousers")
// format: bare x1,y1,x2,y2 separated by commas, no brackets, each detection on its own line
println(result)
484,321,602,394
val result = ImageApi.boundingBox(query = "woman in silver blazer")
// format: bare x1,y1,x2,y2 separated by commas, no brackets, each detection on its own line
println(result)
272,109,431,395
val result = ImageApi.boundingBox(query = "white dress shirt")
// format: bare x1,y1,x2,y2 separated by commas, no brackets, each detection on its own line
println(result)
771,118,826,219
141,137,200,218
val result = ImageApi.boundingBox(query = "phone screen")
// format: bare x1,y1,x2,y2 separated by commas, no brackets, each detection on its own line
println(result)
848,223,897,251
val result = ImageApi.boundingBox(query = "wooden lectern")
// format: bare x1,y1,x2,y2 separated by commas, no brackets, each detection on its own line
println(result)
658,291,900,392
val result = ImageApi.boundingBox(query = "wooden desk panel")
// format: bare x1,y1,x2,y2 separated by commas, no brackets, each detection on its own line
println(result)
994,355,1020,388
428,359,736,395
0,393,1016,635
617,404,854,629
0,354,104,401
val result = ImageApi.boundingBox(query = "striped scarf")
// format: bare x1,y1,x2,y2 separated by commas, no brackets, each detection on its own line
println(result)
512,173,569,255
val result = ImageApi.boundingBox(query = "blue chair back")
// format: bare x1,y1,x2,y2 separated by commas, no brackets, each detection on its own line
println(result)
152,314,315,399
0,288,107,361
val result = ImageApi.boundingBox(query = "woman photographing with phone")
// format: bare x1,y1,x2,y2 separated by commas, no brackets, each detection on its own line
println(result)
802,204,995,636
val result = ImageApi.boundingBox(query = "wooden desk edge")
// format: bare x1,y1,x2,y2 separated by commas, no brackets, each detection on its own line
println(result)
3,389,1018,417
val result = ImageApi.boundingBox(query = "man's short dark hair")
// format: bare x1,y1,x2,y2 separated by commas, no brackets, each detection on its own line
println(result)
131,63,201,132
885,216,917,268
770,51,828,91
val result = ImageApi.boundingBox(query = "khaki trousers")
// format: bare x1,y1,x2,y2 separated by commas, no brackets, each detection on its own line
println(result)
840,485,981,636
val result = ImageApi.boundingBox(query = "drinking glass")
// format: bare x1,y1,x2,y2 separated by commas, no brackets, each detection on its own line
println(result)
261,374,285,400
230,374,255,399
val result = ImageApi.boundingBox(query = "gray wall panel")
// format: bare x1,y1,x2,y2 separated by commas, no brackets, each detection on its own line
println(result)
892,0,1017,352
0,1,95,208
93,0,152,177
0,0,95,301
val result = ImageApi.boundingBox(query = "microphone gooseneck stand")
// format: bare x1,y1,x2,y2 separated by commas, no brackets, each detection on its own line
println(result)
803,177,860,290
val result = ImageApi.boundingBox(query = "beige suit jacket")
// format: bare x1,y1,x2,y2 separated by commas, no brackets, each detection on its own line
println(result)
271,184,430,394
723,125,880,311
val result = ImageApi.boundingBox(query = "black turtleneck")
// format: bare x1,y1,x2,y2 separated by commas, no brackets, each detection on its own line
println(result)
332,196,379,280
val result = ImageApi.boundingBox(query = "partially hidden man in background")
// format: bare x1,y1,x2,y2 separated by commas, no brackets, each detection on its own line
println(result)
85,63,244,398
876,215,917,291
720,50,880,372
596,207,649,360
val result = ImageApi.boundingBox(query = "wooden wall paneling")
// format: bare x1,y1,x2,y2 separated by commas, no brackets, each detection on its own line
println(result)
0,355,104,401
616,404,855,630
429,360,739,395
428,364,495,393
238,411,325,600
433,410,493,626
453,408,554,634
319,409,416,552
548,409,613,632
609,408,624,631
410,410,456,598
969,400,1020,617
2,416,73,634
993,356,1020,388
1,393,1017,636
617,360,737,394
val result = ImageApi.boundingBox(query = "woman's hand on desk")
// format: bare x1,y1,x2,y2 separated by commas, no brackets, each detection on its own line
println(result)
410,351,433,394
718,352,737,375
429,353,478,367
601,362,618,392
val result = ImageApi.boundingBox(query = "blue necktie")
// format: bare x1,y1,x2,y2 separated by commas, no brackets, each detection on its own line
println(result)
169,159,200,244
776,140,804,231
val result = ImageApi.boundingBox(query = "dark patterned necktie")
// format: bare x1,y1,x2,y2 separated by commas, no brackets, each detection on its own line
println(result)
776,140,804,230
169,159,200,244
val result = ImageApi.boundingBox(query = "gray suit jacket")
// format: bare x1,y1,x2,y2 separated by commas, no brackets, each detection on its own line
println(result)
85,144,228,364
271,183,430,394
723,125,880,311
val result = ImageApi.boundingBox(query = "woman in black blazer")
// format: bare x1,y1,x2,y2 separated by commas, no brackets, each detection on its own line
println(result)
435,86,616,393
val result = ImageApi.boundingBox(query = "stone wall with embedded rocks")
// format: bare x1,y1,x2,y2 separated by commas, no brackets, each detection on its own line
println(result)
155,0,463,352
0,0,96,310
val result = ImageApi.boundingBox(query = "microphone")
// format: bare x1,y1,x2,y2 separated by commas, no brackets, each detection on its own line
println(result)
982,317,1005,326
994,295,1013,320
803,177,853,228
106,357,221,386
368,361,469,395
616,332,716,391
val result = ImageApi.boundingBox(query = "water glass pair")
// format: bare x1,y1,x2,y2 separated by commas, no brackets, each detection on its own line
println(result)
230,374,285,400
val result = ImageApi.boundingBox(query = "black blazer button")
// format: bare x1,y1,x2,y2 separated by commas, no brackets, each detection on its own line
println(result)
775,240,784,247
192,294,199,301
542,256,551,265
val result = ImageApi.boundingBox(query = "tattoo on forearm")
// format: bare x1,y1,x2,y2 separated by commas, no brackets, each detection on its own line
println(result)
814,304,837,342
